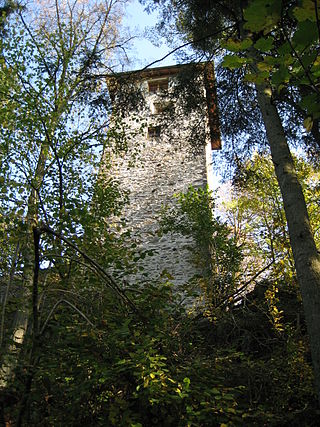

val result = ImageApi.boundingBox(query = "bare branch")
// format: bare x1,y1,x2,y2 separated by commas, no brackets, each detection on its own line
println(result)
39,225,139,313
217,259,275,308
40,298,94,336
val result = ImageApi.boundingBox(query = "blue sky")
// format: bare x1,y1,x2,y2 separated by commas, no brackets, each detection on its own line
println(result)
123,0,176,69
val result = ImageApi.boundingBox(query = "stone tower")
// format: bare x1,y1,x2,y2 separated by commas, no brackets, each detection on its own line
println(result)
106,63,220,286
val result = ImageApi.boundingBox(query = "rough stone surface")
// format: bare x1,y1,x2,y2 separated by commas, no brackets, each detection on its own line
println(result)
106,67,214,286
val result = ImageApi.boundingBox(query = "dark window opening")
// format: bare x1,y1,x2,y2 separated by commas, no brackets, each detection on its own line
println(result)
148,126,161,139
148,78,169,93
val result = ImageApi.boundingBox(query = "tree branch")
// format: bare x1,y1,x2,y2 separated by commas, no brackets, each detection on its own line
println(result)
40,298,94,336
217,259,275,308
39,225,139,313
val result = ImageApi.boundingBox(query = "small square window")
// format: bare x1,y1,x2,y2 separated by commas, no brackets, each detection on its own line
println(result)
148,126,161,139
148,78,168,93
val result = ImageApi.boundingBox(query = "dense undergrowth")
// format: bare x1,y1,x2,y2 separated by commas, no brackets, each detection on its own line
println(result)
2,181,320,426
3,279,318,426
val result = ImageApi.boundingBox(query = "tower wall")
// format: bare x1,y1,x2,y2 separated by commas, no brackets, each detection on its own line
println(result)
106,64,219,285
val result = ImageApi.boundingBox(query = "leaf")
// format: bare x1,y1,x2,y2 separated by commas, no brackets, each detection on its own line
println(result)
222,55,249,69
183,377,191,390
310,55,320,77
264,87,272,97
292,21,318,46
271,66,290,86
277,41,292,55
244,0,281,32
254,37,274,52
300,52,318,69
222,38,253,52
243,0,268,31
304,116,314,132
300,93,320,115
244,71,269,84
257,61,273,72
293,0,318,22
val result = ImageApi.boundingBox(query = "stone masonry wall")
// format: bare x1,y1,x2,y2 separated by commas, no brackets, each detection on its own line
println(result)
107,66,214,286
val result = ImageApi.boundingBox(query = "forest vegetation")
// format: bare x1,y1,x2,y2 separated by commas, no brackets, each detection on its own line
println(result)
0,0,320,425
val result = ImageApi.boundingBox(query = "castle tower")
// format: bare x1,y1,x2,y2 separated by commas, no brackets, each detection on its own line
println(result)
106,63,220,286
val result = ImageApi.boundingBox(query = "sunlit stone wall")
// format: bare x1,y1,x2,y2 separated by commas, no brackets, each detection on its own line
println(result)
106,64,217,286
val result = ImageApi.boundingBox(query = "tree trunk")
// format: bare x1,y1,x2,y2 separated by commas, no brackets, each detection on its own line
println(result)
0,144,48,389
255,83,320,400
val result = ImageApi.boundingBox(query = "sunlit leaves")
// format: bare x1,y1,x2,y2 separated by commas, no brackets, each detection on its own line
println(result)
0,0,127,241
217,0,320,130
160,186,242,310
224,153,320,284
304,116,314,132
0,2,134,404
222,55,250,69
221,37,253,52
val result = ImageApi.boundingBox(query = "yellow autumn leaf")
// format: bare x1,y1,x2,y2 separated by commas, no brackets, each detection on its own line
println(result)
304,116,313,132
257,61,273,72
264,87,272,97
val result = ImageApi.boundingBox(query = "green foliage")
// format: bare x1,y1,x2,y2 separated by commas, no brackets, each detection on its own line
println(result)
176,0,317,142
221,38,253,52
160,186,242,312
220,0,320,127
5,282,246,426
5,274,318,426
224,153,320,286
222,55,250,69
243,0,281,33
0,1,139,419
2,178,317,425
1,1,319,424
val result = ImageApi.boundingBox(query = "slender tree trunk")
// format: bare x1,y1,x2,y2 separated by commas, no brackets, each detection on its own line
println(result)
0,243,20,347
0,144,48,389
255,83,320,400
16,227,41,427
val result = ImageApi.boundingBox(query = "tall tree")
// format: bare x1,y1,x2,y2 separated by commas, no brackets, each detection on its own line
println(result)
0,0,129,394
149,0,320,400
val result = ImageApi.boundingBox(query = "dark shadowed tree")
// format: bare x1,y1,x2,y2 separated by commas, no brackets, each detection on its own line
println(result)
147,0,320,400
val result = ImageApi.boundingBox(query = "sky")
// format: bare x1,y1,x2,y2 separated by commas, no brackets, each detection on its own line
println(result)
123,0,176,70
